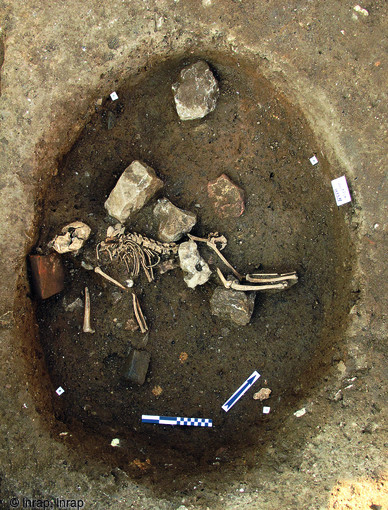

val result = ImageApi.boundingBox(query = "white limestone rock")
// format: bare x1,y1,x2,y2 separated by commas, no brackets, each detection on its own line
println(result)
104,161,163,223
172,61,219,121
153,198,197,242
178,240,212,288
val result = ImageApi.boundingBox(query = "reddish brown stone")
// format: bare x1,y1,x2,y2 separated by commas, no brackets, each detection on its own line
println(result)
207,174,245,218
29,253,65,299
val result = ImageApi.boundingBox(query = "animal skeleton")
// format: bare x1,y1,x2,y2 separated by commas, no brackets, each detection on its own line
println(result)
96,231,178,282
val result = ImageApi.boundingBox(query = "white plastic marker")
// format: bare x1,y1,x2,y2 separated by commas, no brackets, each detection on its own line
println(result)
310,155,319,166
222,370,260,412
263,406,271,414
142,415,212,427
331,175,352,206
110,91,119,101
56,386,65,396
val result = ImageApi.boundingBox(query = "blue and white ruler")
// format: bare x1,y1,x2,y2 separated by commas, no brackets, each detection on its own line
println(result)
222,370,261,412
142,415,213,427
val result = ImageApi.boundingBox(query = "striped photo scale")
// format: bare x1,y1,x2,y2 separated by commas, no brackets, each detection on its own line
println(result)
142,415,213,427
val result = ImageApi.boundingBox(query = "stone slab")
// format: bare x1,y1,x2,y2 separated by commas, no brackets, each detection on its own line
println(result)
104,160,163,223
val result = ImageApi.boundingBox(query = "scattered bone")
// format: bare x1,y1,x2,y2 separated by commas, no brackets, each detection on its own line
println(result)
125,318,139,332
94,266,126,290
178,240,212,288
132,293,148,333
216,268,287,291
253,388,272,401
152,385,163,397
81,260,94,271
246,271,298,288
107,223,125,238
50,221,91,254
83,287,95,334
157,258,180,274
179,352,188,363
188,233,242,280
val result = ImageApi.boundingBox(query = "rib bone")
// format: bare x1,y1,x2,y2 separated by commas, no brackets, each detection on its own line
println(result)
132,293,148,333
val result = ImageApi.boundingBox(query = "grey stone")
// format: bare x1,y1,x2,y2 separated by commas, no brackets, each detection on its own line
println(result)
104,160,163,223
123,349,150,385
153,198,197,242
178,240,212,288
63,297,83,312
210,286,255,326
172,61,219,120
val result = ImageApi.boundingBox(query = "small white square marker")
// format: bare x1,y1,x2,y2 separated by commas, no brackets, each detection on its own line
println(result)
331,175,352,206
110,91,119,101
56,386,65,396
263,406,271,414
310,155,319,165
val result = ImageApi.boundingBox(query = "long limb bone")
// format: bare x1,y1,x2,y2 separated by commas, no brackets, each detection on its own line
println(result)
246,271,298,284
94,266,127,290
83,287,95,333
188,233,243,281
132,293,148,333
216,268,287,291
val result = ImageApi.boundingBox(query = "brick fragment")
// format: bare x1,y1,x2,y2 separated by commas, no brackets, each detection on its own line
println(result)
29,253,65,299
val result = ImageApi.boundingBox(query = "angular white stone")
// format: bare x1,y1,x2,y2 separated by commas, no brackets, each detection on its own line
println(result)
172,61,219,120
178,240,212,288
153,198,197,242
104,161,163,223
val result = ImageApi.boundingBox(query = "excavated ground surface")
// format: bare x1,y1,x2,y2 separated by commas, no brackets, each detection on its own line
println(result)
34,55,354,475
0,1,386,509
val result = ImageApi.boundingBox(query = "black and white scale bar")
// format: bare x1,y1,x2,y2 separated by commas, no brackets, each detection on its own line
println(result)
222,370,261,412
142,415,212,427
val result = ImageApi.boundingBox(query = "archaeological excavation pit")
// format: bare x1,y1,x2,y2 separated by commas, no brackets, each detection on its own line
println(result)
25,53,355,489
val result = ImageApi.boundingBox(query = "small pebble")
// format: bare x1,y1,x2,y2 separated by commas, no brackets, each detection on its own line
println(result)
294,407,306,418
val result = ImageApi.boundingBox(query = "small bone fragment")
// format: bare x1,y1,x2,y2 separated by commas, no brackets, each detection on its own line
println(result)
216,268,286,291
253,388,272,401
188,233,242,280
83,287,95,334
125,318,139,332
132,293,148,333
94,266,126,290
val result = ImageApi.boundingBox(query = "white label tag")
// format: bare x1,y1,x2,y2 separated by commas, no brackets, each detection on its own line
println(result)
110,91,119,101
331,175,351,206
310,155,318,165
56,386,65,396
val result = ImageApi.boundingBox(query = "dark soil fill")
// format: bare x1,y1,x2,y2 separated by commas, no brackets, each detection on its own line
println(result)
34,55,354,479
